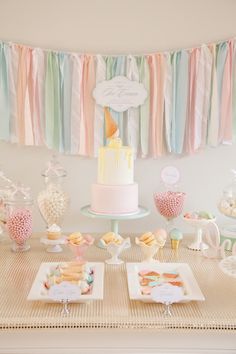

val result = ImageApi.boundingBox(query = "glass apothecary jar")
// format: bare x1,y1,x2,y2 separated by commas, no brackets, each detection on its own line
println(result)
5,183,33,252
0,171,14,239
218,170,236,219
37,156,70,231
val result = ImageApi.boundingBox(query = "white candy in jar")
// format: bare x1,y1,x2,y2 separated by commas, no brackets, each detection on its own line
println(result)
38,184,69,226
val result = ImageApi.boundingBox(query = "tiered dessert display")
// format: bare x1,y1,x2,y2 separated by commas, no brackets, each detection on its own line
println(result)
5,183,33,252
38,156,70,252
91,107,138,215
81,108,149,234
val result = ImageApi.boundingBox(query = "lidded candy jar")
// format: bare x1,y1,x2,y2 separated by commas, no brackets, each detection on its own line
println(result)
37,156,69,231
0,171,14,239
5,183,33,252
153,166,186,230
218,170,236,218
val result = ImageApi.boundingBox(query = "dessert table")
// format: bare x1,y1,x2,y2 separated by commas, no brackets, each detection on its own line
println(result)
0,234,236,354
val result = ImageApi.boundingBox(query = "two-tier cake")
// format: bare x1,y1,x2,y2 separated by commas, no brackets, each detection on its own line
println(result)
91,108,138,215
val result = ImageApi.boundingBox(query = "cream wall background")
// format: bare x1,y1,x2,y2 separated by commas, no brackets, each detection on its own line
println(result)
0,0,236,235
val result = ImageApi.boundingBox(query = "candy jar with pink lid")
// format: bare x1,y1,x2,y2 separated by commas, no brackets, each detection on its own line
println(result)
153,166,186,231
5,183,33,252
37,155,69,234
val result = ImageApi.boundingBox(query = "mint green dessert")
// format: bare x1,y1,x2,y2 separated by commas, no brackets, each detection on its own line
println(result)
169,228,183,240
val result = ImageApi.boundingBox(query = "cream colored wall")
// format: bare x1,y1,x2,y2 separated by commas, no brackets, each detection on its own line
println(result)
0,0,236,235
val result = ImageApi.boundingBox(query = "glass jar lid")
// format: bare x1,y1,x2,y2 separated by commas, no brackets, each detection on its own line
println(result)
5,183,33,206
42,155,67,179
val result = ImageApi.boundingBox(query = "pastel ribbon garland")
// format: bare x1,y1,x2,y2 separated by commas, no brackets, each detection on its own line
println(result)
0,39,235,158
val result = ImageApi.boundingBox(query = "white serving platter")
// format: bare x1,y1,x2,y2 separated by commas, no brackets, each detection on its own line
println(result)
126,262,205,303
27,262,104,303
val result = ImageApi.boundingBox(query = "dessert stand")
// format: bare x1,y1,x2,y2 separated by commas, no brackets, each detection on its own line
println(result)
183,217,216,251
40,236,67,253
80,205,150,234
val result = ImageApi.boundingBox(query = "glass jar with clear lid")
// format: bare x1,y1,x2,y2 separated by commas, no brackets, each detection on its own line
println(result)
37,155,70,231
0,170,14,239
218,170,236,218
5,183,33,252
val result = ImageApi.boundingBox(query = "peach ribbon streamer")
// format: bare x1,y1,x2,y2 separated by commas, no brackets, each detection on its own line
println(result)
80,55,96,157
148,54,165,157
28,48,44,146
219,40,234,144
164,53,172,153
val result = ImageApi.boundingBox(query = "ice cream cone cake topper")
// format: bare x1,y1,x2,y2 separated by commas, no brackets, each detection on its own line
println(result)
104,107,119,139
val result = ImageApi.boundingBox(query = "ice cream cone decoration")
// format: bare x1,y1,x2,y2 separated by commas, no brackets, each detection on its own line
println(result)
104,107,119,139
169,228,183,250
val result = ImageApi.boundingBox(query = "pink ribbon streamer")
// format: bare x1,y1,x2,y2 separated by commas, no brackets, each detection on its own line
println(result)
185,49,199,154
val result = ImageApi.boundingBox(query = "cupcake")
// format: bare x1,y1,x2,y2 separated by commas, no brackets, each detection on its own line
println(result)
46,224,61,240
169,228,183,250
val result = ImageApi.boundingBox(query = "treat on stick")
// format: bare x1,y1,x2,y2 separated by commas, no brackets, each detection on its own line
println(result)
104,107,118,139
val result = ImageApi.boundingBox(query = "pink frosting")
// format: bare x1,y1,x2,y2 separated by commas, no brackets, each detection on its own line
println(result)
91,183,138,214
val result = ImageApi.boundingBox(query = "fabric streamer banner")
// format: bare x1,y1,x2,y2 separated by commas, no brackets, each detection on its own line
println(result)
0,38,235,158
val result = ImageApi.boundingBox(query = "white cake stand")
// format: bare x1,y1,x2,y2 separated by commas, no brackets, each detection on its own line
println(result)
40,236,67,253
80,205,150,234
183,217,216,251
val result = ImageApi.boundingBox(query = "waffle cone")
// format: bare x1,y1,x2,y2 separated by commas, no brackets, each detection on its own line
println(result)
104,107,118,138
171,239,180,250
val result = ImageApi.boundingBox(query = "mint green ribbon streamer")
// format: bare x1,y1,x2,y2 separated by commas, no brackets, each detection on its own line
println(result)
59,53,71,153
137,56,150,157
45,52,61,151
106,56,126,143
216,42,228,125
0,43,10,141
171,50,189,154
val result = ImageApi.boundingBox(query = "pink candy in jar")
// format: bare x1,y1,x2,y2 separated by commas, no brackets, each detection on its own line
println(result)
7,208,33,252
154,191,186,220
5,183,34,252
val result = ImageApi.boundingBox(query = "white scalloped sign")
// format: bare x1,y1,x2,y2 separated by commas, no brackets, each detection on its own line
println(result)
93,75,148,112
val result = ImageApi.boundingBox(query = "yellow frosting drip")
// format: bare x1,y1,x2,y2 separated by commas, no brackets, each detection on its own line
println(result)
125,150,132,169
98,139,133,183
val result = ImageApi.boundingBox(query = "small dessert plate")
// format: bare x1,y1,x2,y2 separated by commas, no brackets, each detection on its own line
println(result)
219,256,236,278
27,262,104,303
126,262,205,303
